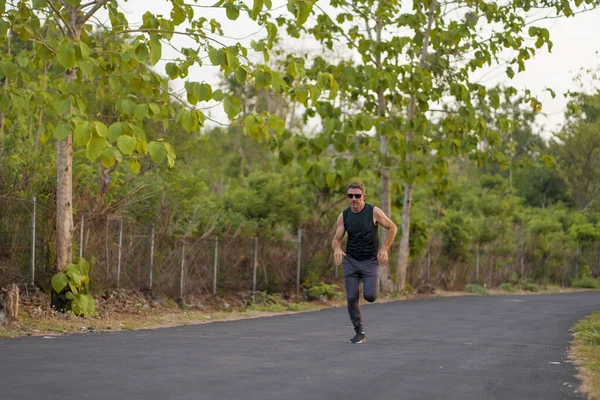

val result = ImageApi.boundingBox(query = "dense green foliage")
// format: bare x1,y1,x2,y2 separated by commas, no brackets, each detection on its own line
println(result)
2,0,600,302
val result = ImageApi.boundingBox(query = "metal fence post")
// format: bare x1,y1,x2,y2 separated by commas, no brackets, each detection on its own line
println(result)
180,240,186,298
296,229,301,297
117,219,123,288
149,224,155,290
79,214,84,259
30,197,36,286
213,237,218,296
426,245,431,281
475,246,480,281
253,236,258,294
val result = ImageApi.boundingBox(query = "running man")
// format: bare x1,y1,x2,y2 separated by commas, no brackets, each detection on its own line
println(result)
332,181,398,344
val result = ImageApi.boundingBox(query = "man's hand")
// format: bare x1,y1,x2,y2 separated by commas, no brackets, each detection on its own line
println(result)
377,247,389,264
334,248,346,265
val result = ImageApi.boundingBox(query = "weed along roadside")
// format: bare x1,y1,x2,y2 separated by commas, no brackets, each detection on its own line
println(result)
0,282,594,339
570,311,600,400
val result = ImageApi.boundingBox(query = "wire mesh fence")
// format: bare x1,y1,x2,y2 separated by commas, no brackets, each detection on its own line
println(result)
2,196,599,295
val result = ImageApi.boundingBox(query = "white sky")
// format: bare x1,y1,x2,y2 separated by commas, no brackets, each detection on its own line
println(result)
94,1,600,139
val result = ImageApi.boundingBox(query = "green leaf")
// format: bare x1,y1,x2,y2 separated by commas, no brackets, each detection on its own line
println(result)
103,146,123,162
109,75,120,94
226,4,240,20
149,39,161,65
86,133,106,160
57,43,76,69
71,294,95,317
77,40,90,59
164,142,176,167
235,68,247,84
93,121,108,137
135,43,149,63
0,20,8,39
506,67,515,79
65,291,76,300
148,141,166,163
54,98,70,115
149,103,161,116
51,273,68,294
118,135,137,155
130,158,141,173
64,0,81,6
296,0,310,25
54,123,70,140
121,99,135,115
171,3,186,24
194,83,212,102
134,104,149,120
212,90,225,101
325,171,337,187
180,110,198,132
223,96,241,119
78,61,93,77
107,122,123,143
489,92,500,109
165,62,179,78
78,258,90,275
224,47,240,71
251,0,264,18
67,271,84,286
101,155,116,168
255,70,272,89
74,122,90,146
208,48,226,67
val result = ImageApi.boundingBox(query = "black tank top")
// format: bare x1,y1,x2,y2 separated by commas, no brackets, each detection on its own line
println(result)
343,203,378,260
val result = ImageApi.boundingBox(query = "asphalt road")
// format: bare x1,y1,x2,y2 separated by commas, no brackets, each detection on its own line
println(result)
2,291,600,400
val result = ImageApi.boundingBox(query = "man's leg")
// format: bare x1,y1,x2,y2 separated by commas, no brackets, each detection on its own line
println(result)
343,257,363,334
361,258,380,303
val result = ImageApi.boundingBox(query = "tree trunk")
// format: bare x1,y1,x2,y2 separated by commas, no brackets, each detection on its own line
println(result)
0,284,19,326
396,184,413,290
55,9,81,275
379,135,394,293
56,124,74,271
395,0,437,292
373,10,394,294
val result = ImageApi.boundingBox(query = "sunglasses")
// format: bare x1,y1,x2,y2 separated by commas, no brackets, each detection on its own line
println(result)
346,193,363,199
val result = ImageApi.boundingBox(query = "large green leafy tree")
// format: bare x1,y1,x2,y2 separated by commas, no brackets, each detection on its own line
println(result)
550,89,600,210
277,0,600,291
0,0,306,284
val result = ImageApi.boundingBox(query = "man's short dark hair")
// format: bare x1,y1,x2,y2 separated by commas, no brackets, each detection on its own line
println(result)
347,181,365,193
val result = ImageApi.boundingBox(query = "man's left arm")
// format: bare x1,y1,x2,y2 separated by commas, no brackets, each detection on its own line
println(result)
374,207,398,264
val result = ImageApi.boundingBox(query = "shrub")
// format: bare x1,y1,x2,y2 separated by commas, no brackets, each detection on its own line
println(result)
307,282,343,300
572,277,600,289
573,317,600,345
465,283,487,294
519,278,539,292
500,282,515,292
51,258,96,317
244,291,312,312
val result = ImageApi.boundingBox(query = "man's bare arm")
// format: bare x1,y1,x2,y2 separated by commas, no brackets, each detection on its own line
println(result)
374,207,398,263
332,213,346,265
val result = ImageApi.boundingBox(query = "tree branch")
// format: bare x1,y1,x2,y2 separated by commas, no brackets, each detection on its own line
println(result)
81,0,111,26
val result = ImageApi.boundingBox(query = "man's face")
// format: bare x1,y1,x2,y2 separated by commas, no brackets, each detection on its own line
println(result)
347,188,365,211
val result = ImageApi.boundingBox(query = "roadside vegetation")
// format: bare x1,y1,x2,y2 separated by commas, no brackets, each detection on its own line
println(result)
571,312,600,399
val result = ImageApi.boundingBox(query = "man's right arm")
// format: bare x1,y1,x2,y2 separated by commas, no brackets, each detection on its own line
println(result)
332,213,346,265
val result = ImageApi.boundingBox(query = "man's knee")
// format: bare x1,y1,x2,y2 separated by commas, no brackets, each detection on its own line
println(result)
364,293,377,303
